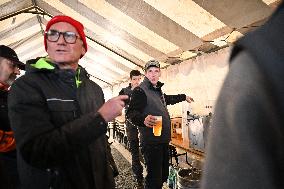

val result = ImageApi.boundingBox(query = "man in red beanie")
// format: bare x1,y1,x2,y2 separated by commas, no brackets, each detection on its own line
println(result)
8,15,128,189
44,15,88,53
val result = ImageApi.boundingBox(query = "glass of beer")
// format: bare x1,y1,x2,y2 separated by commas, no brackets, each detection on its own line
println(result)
153,116,162,136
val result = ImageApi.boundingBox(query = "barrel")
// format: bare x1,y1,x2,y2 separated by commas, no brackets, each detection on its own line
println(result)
176,168,201,189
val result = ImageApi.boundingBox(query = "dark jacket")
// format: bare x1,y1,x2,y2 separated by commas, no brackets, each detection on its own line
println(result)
127,77,186,144
8,58,116,189
119,84,139,140
0,88,18,188
0,88,16,156
119,84,132,111
0,89,10,131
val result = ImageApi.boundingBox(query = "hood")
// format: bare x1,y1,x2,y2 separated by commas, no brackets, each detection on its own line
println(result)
25,57,89,88
25,57,56,73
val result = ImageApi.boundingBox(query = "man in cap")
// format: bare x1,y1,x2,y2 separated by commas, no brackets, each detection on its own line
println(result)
8,15,127,189
126,60,194,189
0,45,25,189
119,70,144,188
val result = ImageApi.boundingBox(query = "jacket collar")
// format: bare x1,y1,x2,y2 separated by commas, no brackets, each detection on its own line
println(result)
0,82,9,91
25,57,90,87
143,77,164,91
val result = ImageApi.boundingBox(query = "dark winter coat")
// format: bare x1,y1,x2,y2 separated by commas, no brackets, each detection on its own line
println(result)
8,58,116,189
118,84,132,112
0,88,18,188
119,84,140,140
0,89,10,131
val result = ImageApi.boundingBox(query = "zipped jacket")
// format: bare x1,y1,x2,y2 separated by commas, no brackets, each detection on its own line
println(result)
8,58,116,189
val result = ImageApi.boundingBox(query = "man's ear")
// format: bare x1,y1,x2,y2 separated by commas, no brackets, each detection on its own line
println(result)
81,47,86,57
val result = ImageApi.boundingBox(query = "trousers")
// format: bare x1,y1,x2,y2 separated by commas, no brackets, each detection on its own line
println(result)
126,122,143,181
142,143,169,189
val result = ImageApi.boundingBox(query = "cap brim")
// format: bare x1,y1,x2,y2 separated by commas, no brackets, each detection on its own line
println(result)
145,65,159,71
14,60,25,70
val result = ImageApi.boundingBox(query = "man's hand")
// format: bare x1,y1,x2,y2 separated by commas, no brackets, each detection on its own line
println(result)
144,115,157,128
186,96,194,103
98,95,128,122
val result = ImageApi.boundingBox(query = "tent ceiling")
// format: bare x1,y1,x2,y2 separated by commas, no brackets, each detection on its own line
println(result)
0,0,281,88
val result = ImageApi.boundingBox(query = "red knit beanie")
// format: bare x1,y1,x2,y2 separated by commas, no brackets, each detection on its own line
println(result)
44,15,88,52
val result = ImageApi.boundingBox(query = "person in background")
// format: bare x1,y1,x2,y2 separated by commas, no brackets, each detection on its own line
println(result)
126,60,194,189
0,45,25,189
8,15,127,189
201,2,284,189
119,70,144,188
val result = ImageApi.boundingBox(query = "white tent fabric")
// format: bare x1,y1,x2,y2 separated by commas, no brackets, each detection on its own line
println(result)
2,0,283,161
114,47,230,116
1,0,281,89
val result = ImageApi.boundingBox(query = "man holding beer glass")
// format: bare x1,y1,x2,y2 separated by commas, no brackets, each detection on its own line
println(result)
126,60,194,189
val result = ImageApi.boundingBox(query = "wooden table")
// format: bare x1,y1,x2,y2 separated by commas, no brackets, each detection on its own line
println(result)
170,138,204,165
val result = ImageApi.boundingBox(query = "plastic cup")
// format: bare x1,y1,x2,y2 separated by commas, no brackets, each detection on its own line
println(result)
153,116,162,136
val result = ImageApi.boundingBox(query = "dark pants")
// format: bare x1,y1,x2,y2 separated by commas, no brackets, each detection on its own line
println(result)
129,140,144,181
126,123,143,181
142,143,169,189
0,153,20,189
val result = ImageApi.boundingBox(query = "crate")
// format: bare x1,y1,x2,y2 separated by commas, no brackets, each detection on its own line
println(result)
171,117,182,141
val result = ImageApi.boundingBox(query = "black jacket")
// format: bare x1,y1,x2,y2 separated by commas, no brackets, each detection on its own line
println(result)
127,77,186,144
8,58,116,189
0,88,18,188
118,84,140,140
1,87,17,156
118,84,132,112
0,89,10,131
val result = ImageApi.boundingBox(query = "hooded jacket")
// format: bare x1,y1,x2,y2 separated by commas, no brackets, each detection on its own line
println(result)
8,58,116,189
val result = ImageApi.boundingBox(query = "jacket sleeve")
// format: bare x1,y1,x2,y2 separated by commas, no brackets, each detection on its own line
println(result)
126,87,147,127
118,88,124,95
164,94,186,105
8,78,108,169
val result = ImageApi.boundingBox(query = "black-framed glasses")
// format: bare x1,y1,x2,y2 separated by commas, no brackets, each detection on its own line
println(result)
45,30,80,44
